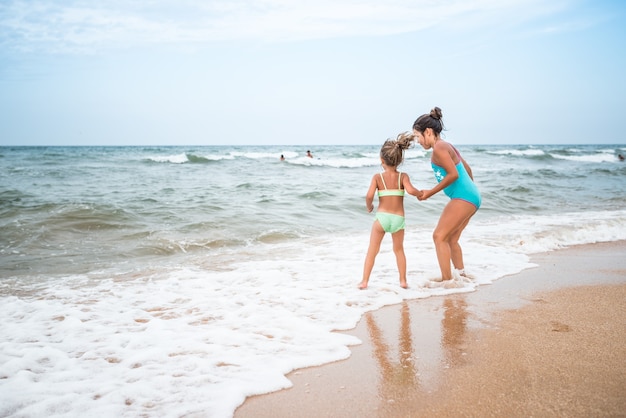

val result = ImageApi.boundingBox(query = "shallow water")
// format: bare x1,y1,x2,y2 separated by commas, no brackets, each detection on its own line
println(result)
1,144,626,417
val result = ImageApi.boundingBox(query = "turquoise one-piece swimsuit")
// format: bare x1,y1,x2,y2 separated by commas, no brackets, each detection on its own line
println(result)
431,151,481,209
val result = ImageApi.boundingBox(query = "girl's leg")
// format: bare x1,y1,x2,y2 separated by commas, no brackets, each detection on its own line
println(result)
449,214,474,271
391,229,408,288
432,200,476,281
360,221,386,289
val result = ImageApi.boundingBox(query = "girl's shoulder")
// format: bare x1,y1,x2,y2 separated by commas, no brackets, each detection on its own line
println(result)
433,139,452,150
434,140,458,158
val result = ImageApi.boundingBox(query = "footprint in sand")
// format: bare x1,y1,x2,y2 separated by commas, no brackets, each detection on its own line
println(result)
550,321,572,332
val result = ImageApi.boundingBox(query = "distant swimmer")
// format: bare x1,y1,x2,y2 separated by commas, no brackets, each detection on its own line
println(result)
619,154,624,161
306,150,313,158
280,154,285,161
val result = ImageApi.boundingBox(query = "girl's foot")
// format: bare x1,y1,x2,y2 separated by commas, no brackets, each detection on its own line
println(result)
458,269,475,279
443,279,463,289
399,280,408,289
358,282,368,290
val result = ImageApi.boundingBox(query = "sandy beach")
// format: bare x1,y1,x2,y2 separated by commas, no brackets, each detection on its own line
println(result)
235,241,626,417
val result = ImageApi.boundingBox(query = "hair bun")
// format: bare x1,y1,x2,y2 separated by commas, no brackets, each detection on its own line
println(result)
430,107,443,120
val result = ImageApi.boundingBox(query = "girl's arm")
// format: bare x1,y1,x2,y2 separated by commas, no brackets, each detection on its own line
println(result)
452,144,474,181
419,142,458,200
365,175,377,212
461,157,474,181
401,174,422,198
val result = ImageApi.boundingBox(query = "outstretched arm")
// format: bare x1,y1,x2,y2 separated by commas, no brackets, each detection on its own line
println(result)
401,174,423,199
418,142,458,201
365,175,377,212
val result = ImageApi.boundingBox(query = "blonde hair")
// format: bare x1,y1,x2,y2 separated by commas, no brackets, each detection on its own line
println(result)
380,132,415,167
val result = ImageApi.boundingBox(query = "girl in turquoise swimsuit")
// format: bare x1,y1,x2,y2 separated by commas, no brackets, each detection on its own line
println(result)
413,106,481,282
359,133,422,290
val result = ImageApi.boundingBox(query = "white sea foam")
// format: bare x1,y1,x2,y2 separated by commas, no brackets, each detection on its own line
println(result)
487,148,545,156
146,153,191,163
146,152,237,163
2,209,626,417
143,147,434,168
285,156,379,168
550,153,618,163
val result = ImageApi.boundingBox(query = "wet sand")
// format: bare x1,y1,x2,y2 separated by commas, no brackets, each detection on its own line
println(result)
235,241,626,417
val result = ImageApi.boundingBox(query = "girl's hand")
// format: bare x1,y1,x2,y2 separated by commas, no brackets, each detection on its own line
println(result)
417,190,430,201
367,204,374,213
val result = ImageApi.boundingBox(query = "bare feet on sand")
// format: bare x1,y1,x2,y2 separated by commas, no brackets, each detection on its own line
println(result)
426,277,463,289
358,281,408,289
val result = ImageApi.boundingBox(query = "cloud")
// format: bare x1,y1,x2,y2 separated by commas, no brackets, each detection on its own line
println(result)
0,0,563,54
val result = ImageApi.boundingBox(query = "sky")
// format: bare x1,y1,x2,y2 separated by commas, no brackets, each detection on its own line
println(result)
0,0,625,146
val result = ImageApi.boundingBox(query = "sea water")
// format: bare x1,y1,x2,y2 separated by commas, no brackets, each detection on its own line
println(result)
1,144,625,417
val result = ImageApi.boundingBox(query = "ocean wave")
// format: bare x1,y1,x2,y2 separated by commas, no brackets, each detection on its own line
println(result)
278,155,378,168
0,189,30,206
486,148,546,157
591,166,626,176
131,238,247,256
142,150,426,169
482,146,626,164
46,203,138,230
256,230,305,243
550,153,619,163
139,147,427,169
144,152,233,164
1,201,140,252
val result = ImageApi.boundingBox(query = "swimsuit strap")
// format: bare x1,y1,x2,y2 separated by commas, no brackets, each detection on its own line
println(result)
451,146,462,162
378,172,388,190
379,171,403,190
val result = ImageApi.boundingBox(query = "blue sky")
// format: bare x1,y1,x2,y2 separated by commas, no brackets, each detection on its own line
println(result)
1,0,624,146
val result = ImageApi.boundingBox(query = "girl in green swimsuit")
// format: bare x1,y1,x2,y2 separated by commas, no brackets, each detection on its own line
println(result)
359,133,422,290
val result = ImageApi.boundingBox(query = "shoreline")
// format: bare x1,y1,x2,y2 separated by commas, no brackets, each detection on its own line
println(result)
235,241,626,417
